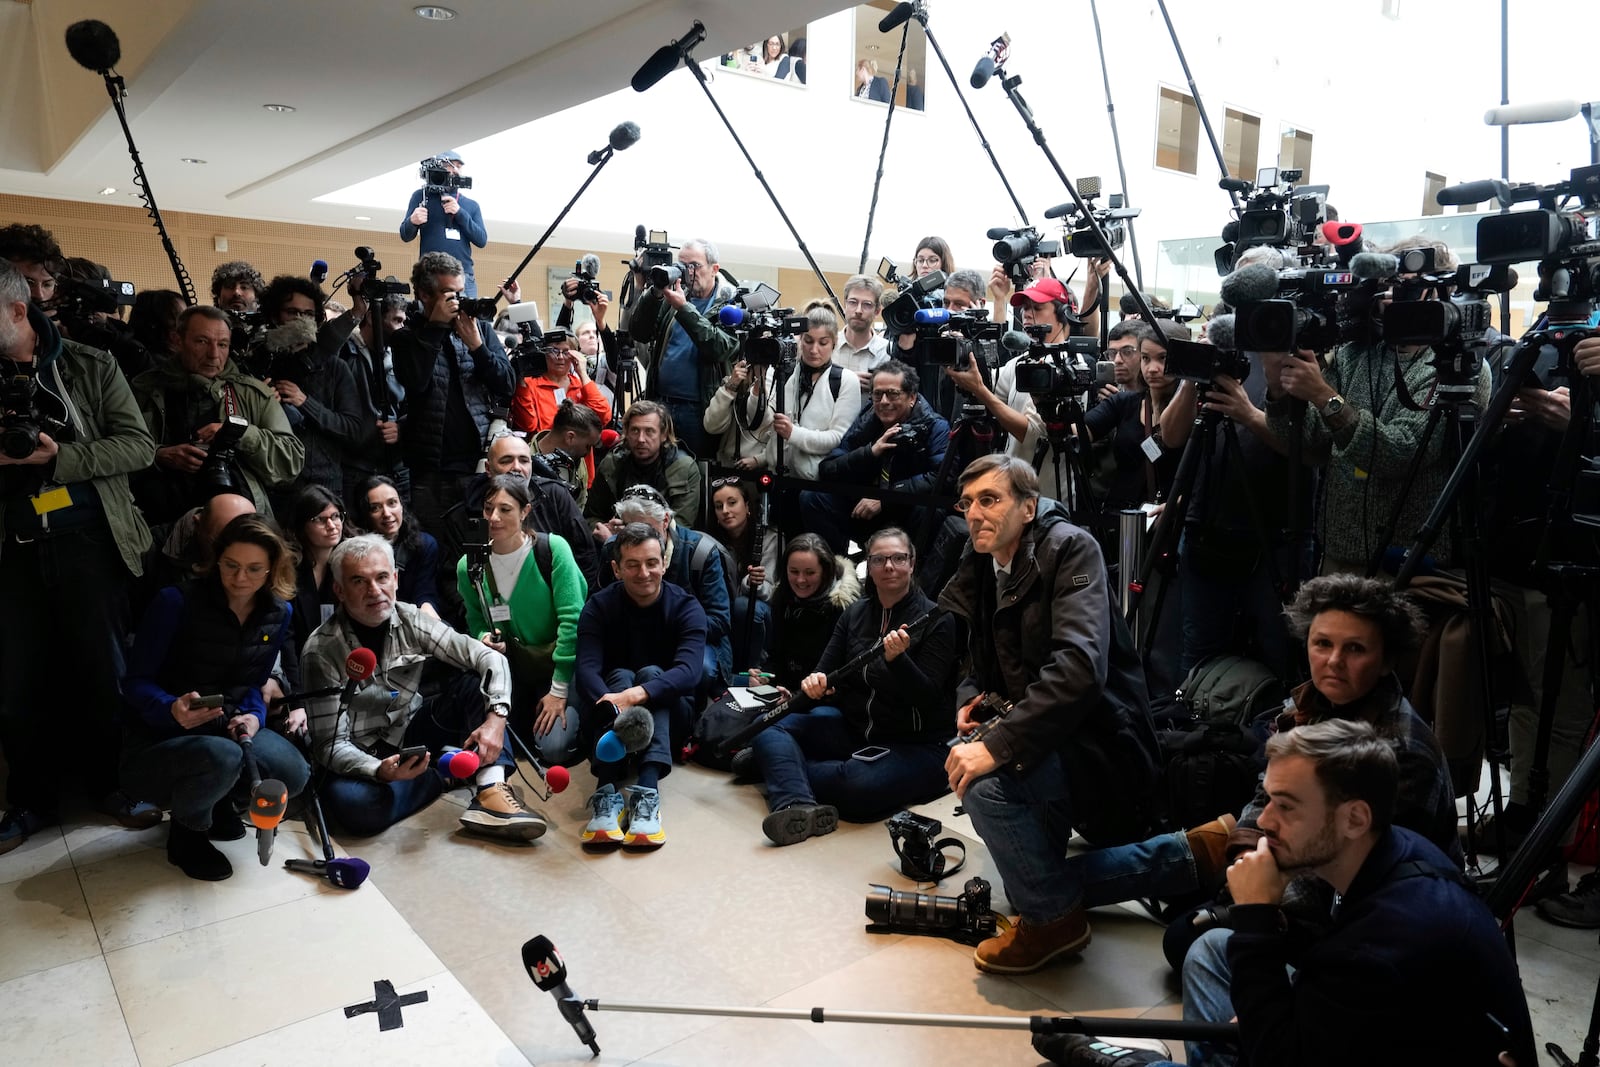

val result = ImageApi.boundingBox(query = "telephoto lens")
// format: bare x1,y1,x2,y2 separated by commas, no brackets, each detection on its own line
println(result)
864,877,997,944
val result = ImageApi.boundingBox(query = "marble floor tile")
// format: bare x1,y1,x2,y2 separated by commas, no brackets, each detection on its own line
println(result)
0,955,138,1067
174,969,531,1067
106,885,442,1066
76,826,340,952
60,812,168,870
0,865,102,983
0,820,72,886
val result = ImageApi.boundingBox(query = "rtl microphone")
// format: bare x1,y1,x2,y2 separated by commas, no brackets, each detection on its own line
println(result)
1484,99,1580,126
879,1,916,33
310,260,329,284
333,646,379,754
970,55,996,90
285,856,371,889
631,21,706,93
65,20,122,74
522,936,600,1055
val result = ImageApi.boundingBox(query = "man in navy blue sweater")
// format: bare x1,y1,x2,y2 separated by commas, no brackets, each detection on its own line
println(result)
573,523,706,851
399,151,488,297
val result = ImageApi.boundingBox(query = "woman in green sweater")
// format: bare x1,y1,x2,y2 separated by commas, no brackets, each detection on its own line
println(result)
457,474,588,765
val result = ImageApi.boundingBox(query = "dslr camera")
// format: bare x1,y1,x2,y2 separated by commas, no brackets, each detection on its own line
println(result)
419,156,471,197
865,877,997,946
1012,334,1114,398
197,414,251,498
883,809,956,881
0,359,67,460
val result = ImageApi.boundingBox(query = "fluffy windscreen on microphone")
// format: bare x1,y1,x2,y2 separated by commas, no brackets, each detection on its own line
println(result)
581,254,602,278
613,705,654,753
1350,252,1400,281
1001,330,1032,355
608,121,641,152
65,20,121,73
345,646,378,681
1218,263,1280,307
1207,314,1237,353
262,317,318,354
545,765,571,793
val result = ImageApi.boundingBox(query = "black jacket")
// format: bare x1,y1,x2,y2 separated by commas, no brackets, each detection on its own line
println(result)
815,583,961,743
819,395,950,495
390,316,513,473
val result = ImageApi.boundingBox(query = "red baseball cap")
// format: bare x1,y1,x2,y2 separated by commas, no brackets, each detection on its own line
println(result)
1009,276,1079,313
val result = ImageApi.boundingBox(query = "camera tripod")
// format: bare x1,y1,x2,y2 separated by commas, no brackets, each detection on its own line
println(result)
1033,394,1100,528
911,396,1003,570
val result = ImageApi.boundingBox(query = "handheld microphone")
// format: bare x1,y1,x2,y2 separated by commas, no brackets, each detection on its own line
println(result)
285,856,371,890
439,746,481,779
1484,99,1580,126
598,428,620,450
970,55,996,90
594,702,654,763
522,936,600,1054
310,260,329,284
1206,314,1237,353
879,1,916,32
1218,263,1280,307
65,20,122,73
631,21,705,93
1350,252,1401,282
914,307,950,327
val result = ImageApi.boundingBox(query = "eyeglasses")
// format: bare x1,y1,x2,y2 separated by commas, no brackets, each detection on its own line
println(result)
218,559,270,578
620,484,669,507
844,298,878,311
913,255,943,268
871,389,904,401
283,307,318,319
955,491,1011,513
867,552,912,569
1108,345,1139,357
309,512,344,527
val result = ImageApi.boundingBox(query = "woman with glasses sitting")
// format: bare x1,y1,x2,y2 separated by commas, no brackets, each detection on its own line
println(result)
121,514,311,881
750,528,961,845
286,485,349,652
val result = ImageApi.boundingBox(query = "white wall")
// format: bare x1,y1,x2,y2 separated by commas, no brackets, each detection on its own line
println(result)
321,0,1589,304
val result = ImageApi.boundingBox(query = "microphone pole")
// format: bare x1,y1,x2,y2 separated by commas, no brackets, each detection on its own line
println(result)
857,9,915,273
632,22,843,318
1086,0,1143,291
499,123,642,299
1152,0,1239,213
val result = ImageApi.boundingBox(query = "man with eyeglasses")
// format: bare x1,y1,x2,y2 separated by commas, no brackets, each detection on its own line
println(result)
940,454,1155,975
251,275,369,508
132,305,305,525
628,237,740,458
390,251,514,540
799,360,949,557
585,400,702,537
834,275,890,389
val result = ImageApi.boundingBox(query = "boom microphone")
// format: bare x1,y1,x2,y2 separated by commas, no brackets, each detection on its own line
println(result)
1484,99,1580,126
878,2,916,32
1350,252,1400,281
970,55,996,90
65,20,122,73
631,21,706,93
608,121,641,152
1218,263,1279,307
310,260,329,284
523,936,600,1055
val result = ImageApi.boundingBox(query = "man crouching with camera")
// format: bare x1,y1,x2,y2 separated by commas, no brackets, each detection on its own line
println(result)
941,454,1153,974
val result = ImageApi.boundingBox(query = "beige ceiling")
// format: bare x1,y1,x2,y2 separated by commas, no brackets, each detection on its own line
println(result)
0,0,852,236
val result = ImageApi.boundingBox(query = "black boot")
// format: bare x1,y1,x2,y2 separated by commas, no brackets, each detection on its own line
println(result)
208,798,245,841
168,821,233,881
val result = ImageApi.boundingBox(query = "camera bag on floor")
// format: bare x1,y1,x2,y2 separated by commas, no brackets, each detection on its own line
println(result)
1158,654,1285,831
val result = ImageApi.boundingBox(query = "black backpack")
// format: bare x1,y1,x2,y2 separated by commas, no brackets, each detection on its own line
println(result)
1158,654,1286,832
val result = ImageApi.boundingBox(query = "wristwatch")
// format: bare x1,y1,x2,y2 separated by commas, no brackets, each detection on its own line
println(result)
488,702,510,719
1319,394,1346,419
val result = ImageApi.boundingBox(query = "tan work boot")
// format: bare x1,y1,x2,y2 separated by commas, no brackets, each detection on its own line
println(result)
460,782,548,841
1185,812,1238,888
974,908,1091,974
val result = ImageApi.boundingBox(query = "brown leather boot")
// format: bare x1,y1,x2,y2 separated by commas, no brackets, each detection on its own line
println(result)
973,909,1091,974
1185,812,1238,888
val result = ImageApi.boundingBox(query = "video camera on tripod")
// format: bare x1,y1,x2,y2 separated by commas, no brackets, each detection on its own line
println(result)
1043,175,1142,259
1220,254,1366,356
907,307,1003,370
349,246,411,304
1215,166,1331,273
1011,330,1113,398
420,155,472,198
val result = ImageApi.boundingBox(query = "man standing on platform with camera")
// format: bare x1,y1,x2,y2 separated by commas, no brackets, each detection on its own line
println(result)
399,151,488,298
941,454,1153,975
628,238,740,458
131,306,304,525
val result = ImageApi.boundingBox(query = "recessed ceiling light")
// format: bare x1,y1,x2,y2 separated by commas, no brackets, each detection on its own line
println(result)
262,103,296,113
180,157,207,164
414,5,456,19
354,215,372,221
98,186,117,195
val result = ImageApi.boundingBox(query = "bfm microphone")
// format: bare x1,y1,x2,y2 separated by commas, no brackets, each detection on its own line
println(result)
879,2,916,33
1218,263,1280,307
285,856,371,889
593,702,654,763
631,21,706,93
65,20,121,73
970,55,996,90
522,935,600,1054
310,260,329,284
1484,99,1580,126
1206,314,1237,353
588,121,642,164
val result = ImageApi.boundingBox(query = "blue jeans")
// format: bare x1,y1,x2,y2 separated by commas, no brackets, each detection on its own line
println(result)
1071,830,1201,910
751,706,948,822
1182,928,1240,1066
582,665,692,785
318,680,513,837
961,752,1079,922
121,728,311,832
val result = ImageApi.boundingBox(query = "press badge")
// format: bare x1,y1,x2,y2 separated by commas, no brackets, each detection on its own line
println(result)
489,603,512,623
31,486,71,515
1140,436,1163,463
444,227,461,241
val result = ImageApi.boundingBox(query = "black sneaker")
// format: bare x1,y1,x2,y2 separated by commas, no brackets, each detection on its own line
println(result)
761,803,838,846
729,747,760,782
167,822,233,881
1538,870,1600,929
1032,1032,1171,1066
